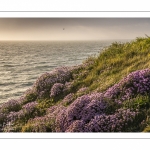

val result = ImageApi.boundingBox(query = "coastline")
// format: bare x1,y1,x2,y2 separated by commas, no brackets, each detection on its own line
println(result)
0,36,150,132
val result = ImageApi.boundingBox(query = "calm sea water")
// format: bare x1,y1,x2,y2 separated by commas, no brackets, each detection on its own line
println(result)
0,40,129,103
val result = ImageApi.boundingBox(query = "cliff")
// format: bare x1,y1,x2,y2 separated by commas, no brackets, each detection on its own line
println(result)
1,36,150,132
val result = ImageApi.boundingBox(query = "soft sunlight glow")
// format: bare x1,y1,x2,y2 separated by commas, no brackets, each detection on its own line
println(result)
0,18,150,41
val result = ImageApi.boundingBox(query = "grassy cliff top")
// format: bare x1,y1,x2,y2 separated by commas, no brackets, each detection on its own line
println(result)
75,36,150,92
1,36,150,132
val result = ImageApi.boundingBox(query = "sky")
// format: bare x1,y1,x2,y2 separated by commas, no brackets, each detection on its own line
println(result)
0,18,150,41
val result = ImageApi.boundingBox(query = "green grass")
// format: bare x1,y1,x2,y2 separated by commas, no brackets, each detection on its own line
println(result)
70,37,150,94
2,36,150,132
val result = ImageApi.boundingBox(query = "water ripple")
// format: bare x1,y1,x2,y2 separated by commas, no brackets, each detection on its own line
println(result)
0,40,127,102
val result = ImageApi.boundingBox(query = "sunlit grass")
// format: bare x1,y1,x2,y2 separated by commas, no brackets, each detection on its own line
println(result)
71,37,150,94
2,36,150,132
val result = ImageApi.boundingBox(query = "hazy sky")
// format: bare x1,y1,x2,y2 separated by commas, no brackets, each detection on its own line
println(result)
0,18,150,41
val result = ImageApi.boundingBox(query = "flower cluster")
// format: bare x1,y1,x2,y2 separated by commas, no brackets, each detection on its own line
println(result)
0,97,27,125
50,83,64,98
86,108,139,132
33,67,71,95
46,105,66,119
62,93,74,105
46,104,67,132
104,69,150,104
66,120,85,132
0,99,21,113
22,101,38,113
51,78,147,132
4,101,38,124
8,101,38,119
1,111,19,132
6,111,19,122
65,108,140,132
1,67,150,132
120,69,150,99
104,83,121,99
55,93,107,132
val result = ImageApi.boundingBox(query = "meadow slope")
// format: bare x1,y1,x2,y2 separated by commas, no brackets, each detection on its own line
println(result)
1,36,150,132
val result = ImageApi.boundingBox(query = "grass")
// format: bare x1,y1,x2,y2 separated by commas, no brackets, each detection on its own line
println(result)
2,36,150,132
71,37,150,94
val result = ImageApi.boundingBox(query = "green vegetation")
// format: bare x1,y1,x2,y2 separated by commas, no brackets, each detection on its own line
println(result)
1,36,150,132
71,37,150,94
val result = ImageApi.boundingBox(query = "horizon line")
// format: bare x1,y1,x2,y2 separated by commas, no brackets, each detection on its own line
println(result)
0,39,133,42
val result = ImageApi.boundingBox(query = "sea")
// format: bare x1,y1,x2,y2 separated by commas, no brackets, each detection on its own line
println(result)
0,40,130,103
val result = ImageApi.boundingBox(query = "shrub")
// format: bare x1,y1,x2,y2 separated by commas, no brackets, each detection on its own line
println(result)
50,83,64,98
0,99,21,113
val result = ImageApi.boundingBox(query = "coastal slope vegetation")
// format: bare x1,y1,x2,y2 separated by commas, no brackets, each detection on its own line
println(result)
1,36,150,132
